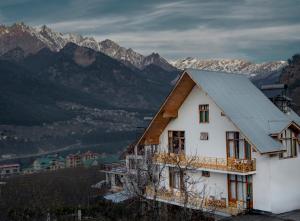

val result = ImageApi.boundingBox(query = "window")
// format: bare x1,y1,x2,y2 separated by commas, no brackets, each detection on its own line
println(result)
169,167,184,190
199,105,209,123
226,132,251,160
128,158,136,170
202,171,210,177
168,131,185,154
279,129,298,158
200,132,209,140
115,174,123,187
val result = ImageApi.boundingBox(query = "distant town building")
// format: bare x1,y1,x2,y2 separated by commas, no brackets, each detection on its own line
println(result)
66,151,100,168
33,154,65,172
22,151,101,175
22,166,35,175
81,151,99,161
66,152,82,168
0,163,20,177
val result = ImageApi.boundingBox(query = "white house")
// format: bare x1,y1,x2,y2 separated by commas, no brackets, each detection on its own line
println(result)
103,69,300,215
136,69,300,214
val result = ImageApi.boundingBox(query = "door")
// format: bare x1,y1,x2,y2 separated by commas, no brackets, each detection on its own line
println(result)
228,175,253,209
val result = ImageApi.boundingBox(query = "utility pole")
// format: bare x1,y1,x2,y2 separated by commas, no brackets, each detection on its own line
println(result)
78,205,82,221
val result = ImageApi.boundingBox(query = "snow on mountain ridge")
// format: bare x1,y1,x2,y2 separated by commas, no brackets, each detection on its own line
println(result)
0,23,174,71
170,58,287,76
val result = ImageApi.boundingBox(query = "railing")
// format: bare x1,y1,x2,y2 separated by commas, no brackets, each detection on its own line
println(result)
100,161,127,174
153,153,256,173
145,186,243,215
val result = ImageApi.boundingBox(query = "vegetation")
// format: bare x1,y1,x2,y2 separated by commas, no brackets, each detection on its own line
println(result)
0,164,215,221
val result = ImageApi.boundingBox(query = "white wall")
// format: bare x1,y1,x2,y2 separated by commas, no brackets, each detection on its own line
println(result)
269,144,300,213
252,151,272,212
253,128,300,214
159,86,238,158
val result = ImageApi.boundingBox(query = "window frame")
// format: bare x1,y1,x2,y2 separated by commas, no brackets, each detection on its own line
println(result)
169,167,184,190
279,129,298,159
226,131,252,160
199,104,209,123
168,130,185,154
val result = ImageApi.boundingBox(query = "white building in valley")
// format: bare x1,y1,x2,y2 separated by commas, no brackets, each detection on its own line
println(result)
103,69,300,215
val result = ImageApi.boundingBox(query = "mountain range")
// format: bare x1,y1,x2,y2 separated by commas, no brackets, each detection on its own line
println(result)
170,57,287,77
0,22,298,157
0,22,175,72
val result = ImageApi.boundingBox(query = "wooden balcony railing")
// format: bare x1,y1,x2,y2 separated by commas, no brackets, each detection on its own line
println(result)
145,186,243,215
153,153,256,173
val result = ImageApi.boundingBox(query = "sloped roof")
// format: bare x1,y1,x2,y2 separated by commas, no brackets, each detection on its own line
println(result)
286,109,300,126
187,69,299,153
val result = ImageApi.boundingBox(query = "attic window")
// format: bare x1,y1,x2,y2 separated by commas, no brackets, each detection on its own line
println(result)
279,129,298,158
199,105,209,123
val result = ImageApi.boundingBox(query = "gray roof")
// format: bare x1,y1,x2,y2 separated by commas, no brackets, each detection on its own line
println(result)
186,69,300,153
286,109,300,126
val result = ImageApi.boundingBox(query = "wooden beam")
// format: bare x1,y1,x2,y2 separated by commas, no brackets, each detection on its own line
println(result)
162,110,178,118
144,137,160,145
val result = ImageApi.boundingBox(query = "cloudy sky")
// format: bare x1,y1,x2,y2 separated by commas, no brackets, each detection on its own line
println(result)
1,0,300,61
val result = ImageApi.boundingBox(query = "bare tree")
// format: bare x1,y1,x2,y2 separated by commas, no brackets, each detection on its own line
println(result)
125,148,219,221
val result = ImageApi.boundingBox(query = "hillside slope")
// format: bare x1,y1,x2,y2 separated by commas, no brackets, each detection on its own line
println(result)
0,44,179,155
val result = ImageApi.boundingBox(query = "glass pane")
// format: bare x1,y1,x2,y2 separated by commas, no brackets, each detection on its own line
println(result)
200,112,203,122
237,175,242,182
292,139,297,156
230,182,236,199
175,172,180,189
237,182,244,201
243,183,247,201
245,142,251,159
230,175,236,181
227,132,234,139
205,111,209,122
287,139,292,156
239,140,245,159
229,142,235,157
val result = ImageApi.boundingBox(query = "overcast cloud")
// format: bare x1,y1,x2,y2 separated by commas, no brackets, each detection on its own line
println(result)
1,0,300,61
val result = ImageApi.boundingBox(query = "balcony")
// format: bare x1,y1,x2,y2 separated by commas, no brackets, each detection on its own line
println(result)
99,161,127,175
145,186,244,215
153,153,256,174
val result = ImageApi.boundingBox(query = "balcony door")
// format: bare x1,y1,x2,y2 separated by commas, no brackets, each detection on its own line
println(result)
228,175,253,209
226,132,251,160
168,131,185,154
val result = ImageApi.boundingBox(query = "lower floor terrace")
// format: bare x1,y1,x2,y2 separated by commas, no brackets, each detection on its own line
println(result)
145,185,247,216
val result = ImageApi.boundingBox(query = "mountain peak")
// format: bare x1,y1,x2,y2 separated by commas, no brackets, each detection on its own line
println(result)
0,22,175,71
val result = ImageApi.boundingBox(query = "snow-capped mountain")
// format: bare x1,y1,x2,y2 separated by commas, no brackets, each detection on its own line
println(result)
0,22,174,71
170,57,288,77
